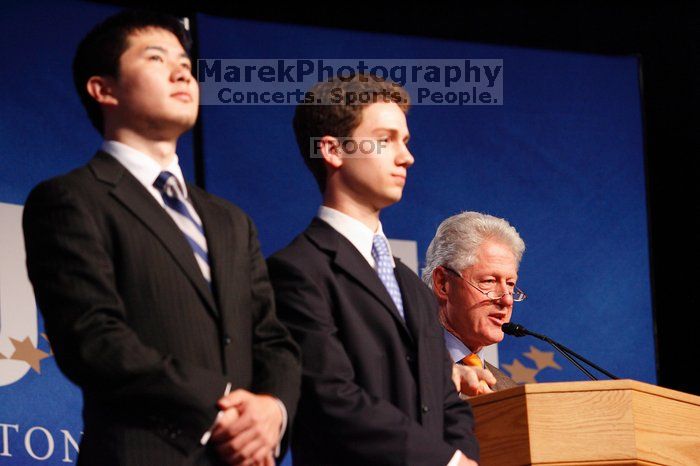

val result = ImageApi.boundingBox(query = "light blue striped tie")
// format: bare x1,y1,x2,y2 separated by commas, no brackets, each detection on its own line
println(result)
154,171,211,282
371,234,404,319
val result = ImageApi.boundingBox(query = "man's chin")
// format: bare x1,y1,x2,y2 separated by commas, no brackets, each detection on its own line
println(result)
177,114,198,129
385,190,404,205
487,329,505,344
163,116,198,136
374,193,403,210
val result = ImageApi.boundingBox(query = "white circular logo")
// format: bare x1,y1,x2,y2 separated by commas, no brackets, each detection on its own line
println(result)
0,202,41,387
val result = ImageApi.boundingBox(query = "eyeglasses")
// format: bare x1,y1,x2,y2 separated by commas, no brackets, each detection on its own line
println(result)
441,265,527,302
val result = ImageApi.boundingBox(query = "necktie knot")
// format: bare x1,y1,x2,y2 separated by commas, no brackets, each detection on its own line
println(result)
461,353,483,369
458,353,491,395
154,171,181,197
371,234,390,260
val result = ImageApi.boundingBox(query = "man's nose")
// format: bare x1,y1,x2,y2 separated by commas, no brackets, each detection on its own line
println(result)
397,143,414,167
171,64,192,83
498,292,514,306
495,283,514,305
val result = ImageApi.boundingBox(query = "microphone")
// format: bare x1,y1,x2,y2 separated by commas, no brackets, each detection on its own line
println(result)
502,322,537,338
502,322,619,381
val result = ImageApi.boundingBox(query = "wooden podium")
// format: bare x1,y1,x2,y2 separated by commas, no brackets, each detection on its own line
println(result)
468,379,700,466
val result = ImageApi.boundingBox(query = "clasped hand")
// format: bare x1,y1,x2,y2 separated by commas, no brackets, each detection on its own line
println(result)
210,389,282,466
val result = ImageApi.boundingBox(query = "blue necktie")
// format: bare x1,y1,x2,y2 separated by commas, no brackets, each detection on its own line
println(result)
371,234,404,319
153,171,210,282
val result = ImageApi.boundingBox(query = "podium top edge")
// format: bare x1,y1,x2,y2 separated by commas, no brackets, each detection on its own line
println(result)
468,379,700,407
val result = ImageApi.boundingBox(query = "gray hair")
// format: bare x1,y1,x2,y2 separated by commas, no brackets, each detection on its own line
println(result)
421,211,525,289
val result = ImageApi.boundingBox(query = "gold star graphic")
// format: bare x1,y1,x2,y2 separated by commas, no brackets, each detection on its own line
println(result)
524,345,562,371
9,337,50,374
502,358,539,384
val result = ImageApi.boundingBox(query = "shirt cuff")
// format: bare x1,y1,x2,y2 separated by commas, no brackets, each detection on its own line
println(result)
273,398,288,458
199,382,232,445
447,450,463,466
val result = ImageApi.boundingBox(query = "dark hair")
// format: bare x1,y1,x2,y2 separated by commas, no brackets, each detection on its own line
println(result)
72,10,191,135
292,74,410,193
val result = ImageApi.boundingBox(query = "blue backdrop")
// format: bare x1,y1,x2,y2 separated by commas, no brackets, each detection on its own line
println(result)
0,1,652,464
197,15,652,386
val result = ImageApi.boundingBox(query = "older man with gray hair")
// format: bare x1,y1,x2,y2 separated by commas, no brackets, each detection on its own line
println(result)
423,211,526,396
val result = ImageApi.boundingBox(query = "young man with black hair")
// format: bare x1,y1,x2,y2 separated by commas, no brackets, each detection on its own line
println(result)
267,76,479,466
23,10,300,466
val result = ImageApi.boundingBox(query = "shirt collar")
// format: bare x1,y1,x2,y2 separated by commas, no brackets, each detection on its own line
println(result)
101,140,187,197
444,328,484,364
317,205,395,268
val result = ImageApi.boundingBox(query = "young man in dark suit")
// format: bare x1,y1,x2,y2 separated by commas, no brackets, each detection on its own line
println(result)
22,10,300,466
267,76,479,465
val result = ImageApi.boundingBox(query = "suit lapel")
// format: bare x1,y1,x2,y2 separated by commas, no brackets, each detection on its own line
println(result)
394,262,420,344
89,152,218,318
305,218,412,338
485,361,519,391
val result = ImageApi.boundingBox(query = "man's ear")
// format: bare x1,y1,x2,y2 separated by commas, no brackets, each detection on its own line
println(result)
317,135,343,169
432,267,450,304
86,76,118,106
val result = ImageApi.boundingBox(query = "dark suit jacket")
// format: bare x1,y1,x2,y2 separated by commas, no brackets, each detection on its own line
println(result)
267,218,479,466
485,361,518,391
22,151,300,466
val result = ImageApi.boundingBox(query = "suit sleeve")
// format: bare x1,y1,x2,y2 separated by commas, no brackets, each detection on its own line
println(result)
22,180,227,454
245,217,302,435
441,339,480,460
267,256,462,466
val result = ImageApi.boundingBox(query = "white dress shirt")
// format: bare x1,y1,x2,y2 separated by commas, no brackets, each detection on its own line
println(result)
444,329,485,365
317,205,395,269
101,140,189,205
